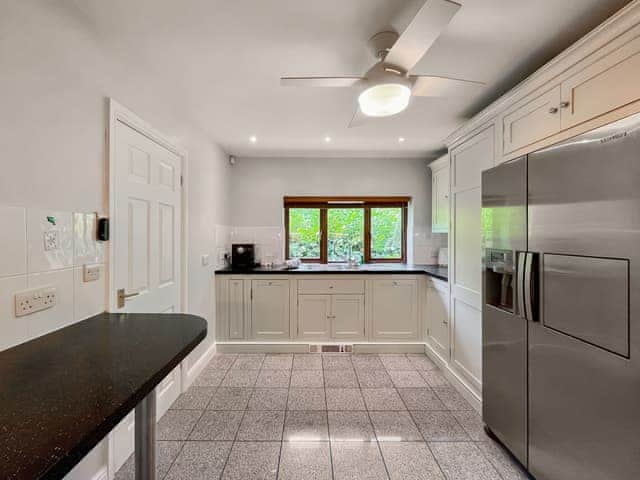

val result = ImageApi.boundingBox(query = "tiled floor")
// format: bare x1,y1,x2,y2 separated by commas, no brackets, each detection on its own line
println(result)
116,353,528,480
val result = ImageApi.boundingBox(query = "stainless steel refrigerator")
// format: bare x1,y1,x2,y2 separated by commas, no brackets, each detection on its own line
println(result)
482,113,640,480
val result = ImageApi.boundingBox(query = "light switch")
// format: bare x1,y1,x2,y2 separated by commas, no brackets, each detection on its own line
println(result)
83,264,101,282
202,254,210,266
43,230,60,251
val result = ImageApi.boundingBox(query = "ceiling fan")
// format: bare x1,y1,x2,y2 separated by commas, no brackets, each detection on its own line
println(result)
280,0,483,127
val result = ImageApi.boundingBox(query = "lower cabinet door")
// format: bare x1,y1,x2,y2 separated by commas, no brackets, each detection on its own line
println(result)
427,282,450,361
251,279,290,339
371,279,419,340
331,295,365,340
228,279,245,339
297,295,331,339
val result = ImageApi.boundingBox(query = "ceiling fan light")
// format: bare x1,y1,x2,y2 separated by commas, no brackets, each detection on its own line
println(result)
358,83,411,117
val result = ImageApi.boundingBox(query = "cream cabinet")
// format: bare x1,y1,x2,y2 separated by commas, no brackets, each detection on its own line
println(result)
371,279,419,340
426,279,450,362
251,279,290,339
428,155,450,233
502,85,562,155
297,294,331,339
561,34,640,129
331,295,365,339
228,279,245,339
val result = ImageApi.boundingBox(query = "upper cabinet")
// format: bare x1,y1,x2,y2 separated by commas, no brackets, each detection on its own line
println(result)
428,155,449,234
561,34,640,129
502,85,562,155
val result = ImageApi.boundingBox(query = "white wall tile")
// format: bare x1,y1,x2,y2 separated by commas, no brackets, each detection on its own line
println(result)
27,208,74,273
26,268,74,338
73,265,105,321
0,206,27,277
73,212,104,266
0,275,29,351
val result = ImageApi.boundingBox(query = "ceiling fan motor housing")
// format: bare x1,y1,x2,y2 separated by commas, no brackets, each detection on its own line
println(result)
367,31,400,60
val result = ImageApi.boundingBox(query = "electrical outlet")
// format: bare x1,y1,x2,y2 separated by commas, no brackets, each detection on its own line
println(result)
15,286,57,317
43,230,60,251
83,264,101,282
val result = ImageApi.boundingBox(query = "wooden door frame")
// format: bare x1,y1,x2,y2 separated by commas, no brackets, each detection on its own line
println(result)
106,98,189,313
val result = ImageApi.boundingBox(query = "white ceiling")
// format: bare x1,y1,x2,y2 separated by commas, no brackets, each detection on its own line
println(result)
71,0,630,158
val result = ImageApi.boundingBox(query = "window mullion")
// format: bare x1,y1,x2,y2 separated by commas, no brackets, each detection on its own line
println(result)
320,208,328,264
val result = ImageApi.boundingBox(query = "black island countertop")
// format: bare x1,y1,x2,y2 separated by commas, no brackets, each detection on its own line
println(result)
215,263,448,281
0,312,207,480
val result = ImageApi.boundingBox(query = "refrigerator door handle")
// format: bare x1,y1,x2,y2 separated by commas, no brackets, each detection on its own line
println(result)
524,252,537,322
517,251,527,319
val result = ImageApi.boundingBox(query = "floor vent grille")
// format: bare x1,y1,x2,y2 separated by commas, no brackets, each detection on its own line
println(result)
309,344,353,353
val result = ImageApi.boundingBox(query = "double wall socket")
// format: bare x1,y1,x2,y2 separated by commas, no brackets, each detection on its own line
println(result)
15,286,57,317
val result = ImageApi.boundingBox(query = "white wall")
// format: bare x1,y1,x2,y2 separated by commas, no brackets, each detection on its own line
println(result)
0,1,230,478
228,156,446,264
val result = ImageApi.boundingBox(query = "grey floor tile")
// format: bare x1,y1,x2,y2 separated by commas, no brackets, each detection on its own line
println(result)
331,441,389,480
115,441,183,480
419,370,450,388
361,388,406,411
290,369,324,388
287,388,327,410
432,386,473,411
172,386,216,410
411,411,470,441
324,369,359,388
452,410,487,441
222,441,280,480
326,388,366,411
379,442,445,480
328,411,376,441
164,441,232,480
256,369,291,388
192,367,227,387
248,388,289,411
407,354,437,371
207,354,238,370
231,354,265,370
221,369,259,388
262,354,293,370
369,411,422,441
278,441,332,480
379,355,414,371
322,354,353,370
283,410,329,441
207,387,253,410
429,442,501,480
388,370,428,388
189,410,243,440
293,354,323,370
237,410,285,441
397,388,446,411
352,354,385,370
476,441,529,480
356,369,393,388
157,410,202,440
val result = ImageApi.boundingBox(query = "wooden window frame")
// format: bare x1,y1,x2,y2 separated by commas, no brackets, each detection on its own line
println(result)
284,196,409,264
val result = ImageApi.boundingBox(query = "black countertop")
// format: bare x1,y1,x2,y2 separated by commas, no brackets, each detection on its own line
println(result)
0,312,207,480
215,263,448,281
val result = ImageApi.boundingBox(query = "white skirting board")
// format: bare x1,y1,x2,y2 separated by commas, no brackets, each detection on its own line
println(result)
181,342,217,389
424,343,482,413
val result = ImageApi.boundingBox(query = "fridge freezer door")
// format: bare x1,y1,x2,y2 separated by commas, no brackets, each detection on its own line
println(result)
481,157,528,466
528,113,640,480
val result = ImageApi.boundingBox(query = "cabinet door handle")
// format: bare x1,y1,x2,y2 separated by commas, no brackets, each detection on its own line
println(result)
392,281,399,286
548,106,559,114
560,101,570,109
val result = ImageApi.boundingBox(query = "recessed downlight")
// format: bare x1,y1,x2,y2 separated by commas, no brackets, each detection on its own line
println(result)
398,137,406,143
249,135,257,143
324,136,332,143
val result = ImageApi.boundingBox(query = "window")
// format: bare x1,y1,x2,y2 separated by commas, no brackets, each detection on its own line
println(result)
285,197,408,263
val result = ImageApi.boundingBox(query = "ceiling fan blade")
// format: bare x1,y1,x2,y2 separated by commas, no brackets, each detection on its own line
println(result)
385,0,461,72
411,75,484,97
280,76,364,87
348,106,367,128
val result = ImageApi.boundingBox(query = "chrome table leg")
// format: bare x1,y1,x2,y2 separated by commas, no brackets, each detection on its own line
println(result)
135,390,156,480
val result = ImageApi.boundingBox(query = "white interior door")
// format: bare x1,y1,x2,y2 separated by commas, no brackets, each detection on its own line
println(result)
108,105,183,474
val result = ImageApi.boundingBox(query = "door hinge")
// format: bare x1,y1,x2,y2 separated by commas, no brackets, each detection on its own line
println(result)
180,175,184,187
250,288,253,300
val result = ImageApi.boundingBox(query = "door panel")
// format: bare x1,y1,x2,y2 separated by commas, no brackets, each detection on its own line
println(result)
251,280,290,339
298,295,331,339
426,281,450,361
528,114,640,480
331,295,365,340
481,158,528,466
371,279,418,340
228,279,244,339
